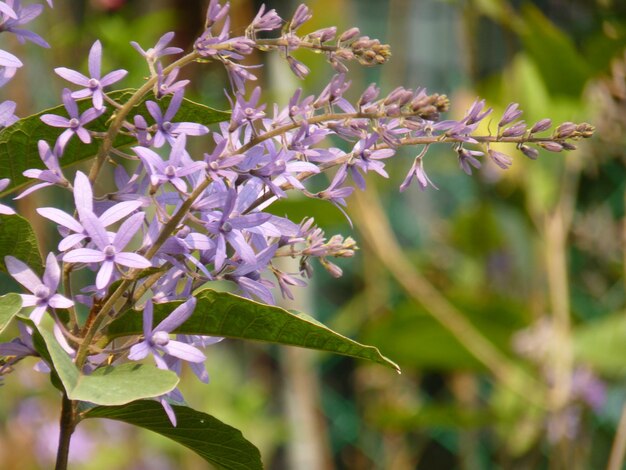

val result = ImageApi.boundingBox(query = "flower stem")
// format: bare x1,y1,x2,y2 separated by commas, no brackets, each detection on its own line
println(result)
54,393,77,470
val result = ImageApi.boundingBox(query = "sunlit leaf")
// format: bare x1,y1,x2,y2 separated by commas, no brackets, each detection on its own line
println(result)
106,289,400,372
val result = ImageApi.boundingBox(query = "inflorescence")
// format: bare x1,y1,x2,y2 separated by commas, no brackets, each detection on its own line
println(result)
0,0,594,425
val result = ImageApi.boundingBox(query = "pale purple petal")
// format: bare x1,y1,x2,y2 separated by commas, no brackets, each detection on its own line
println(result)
160,341,206,363
73,171,94,216
58,233,88,252
36,204,83,228
113,212,144,250
154,297,197,334
160,397,177,426
54,67,89,86
40,114,70,128
48,294,74,309
113,252,151,269
98,201,142,227
75,128,91,144
20,294,37,307
88,40,102,78
128,341,151,361
169,122,209,136
92,90,103,110
0,204,15,215
42,253,60,291
61,88,78,118
80,211,110,250
5,256,41,293
95,260,115,290
164,89,183,122
100,69,128,87
30,305,48,325
63,248,105,264
143,300,154,338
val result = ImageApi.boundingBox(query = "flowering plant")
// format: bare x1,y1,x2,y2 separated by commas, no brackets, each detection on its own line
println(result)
0,1,593,468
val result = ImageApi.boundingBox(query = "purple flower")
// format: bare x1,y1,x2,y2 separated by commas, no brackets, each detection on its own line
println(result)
249,4,282,33
0,1,49,48
487,148,513,169
204,0,229,28
155,64,189,98
0,178,15,214
5,253,74,324
229,87,266,130
55,40,128,110
16,140,68,199
0,49,22,87
134,134,207,192
289,4,312,31
499,103,522,127
457,147,483,175
63,210,151,290
37,171,143,251
203,188,271,270
345,132,394,190
128,298,205,370
0,2,17,19
0,100,17,127
146,90,209,148
463,98,492,125
130,32,183,63
40,89,104,153
400,153,438,192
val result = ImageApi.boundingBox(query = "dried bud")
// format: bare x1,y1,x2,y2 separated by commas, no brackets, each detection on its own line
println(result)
561,142,577,151
576,122,595,138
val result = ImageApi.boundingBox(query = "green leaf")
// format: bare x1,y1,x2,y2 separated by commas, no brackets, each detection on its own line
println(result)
574,311,626,378
84,401,262,470
0,89,230,195
106,289,400,372
0,293,21,335
36,325,179,405
519,4,591,97
0,214,43,274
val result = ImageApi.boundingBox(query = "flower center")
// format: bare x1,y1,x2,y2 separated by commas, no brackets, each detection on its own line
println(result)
88,78,100,89
152,331,170,347
103,245,116,259
209,161,219,171
34,285,50,300
69,118,80,129
162,121,172,131
221,221,233,233
164,165,177,177
244,107,255,117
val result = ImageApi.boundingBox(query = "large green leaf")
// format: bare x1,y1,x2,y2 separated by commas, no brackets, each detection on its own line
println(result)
0,293,21,335
574,311,626,378
106,289,400,372
84,401,262,470
519,5,591,97
36,325,179,405
0,214,43,274
0,89,230,195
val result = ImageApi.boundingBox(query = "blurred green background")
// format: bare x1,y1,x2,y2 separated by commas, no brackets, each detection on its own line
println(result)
1,0,626,468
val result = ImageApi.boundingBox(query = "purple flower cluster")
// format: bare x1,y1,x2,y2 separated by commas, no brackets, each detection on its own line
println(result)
0,0,595,428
